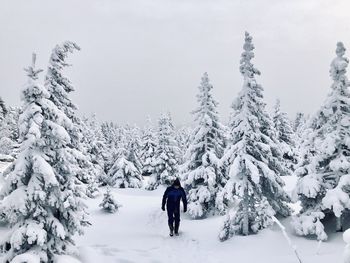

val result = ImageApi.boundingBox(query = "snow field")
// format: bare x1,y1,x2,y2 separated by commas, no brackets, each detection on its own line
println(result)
0,167,345,263
75,180,343,263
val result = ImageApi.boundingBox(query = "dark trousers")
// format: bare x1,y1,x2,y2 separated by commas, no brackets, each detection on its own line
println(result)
167,207,180,231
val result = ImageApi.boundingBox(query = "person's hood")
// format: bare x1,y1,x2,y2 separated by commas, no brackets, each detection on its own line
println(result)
172,178,181,187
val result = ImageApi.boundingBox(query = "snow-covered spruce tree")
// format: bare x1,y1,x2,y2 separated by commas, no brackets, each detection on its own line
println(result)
292,124,327,240
45,41,97,187
99,187,120,213
146,113,180,190
127,124,143,172
293,112,307,164
5,107,20,142
139,117,157,177
294,42,350,240
272,99,297,171
86,114,107,170
0,54,88,262
181,72,226,219
101,121,119,178
218,32,290,240
107,127,143,188
81,115,107,186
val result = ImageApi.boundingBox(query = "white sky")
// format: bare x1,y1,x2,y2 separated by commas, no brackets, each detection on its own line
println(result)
0,0,350,126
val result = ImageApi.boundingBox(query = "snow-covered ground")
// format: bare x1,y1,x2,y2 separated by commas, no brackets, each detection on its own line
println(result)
0,173,344,263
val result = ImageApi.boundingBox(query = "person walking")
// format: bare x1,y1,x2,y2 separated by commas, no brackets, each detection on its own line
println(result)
162,178,187,236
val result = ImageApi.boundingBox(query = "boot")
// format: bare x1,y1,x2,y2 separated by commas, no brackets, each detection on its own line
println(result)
169,223,174,237
174,221,180,236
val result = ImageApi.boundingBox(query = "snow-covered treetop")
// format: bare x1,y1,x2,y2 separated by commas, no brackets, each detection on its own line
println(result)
239,31,260,78
158,112,176,147
193,72,216,113
24,53,43,80
230,33,266,132
0,97,7,118
193,73,216,120
48,41,80,74
45,41,80,117
189,72,224,157
330,42,349,85
273,99,294,147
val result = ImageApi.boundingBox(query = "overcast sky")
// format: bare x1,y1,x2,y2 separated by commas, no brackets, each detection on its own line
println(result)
0,0,349,126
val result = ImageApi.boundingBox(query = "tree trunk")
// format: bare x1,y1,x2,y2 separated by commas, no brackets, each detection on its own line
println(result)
336,214,343,232
242,186,249,236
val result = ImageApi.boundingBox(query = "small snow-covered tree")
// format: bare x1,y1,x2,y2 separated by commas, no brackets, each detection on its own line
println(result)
294,42,350,240
0,54,88,262
272,99,296,171
147,113,179,190
181,72,226,219
219,32,290,240
99,187,120,213
107,127,143,188
139,117,157,177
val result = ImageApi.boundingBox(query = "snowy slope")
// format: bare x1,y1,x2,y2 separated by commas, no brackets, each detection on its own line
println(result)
0,173,345,263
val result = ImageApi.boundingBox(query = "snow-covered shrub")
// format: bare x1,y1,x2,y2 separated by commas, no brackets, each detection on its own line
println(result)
219,198,275,241
292,211,327,241
100,187,121,213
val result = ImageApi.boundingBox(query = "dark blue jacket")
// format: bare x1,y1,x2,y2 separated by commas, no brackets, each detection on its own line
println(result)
162,186,187,212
